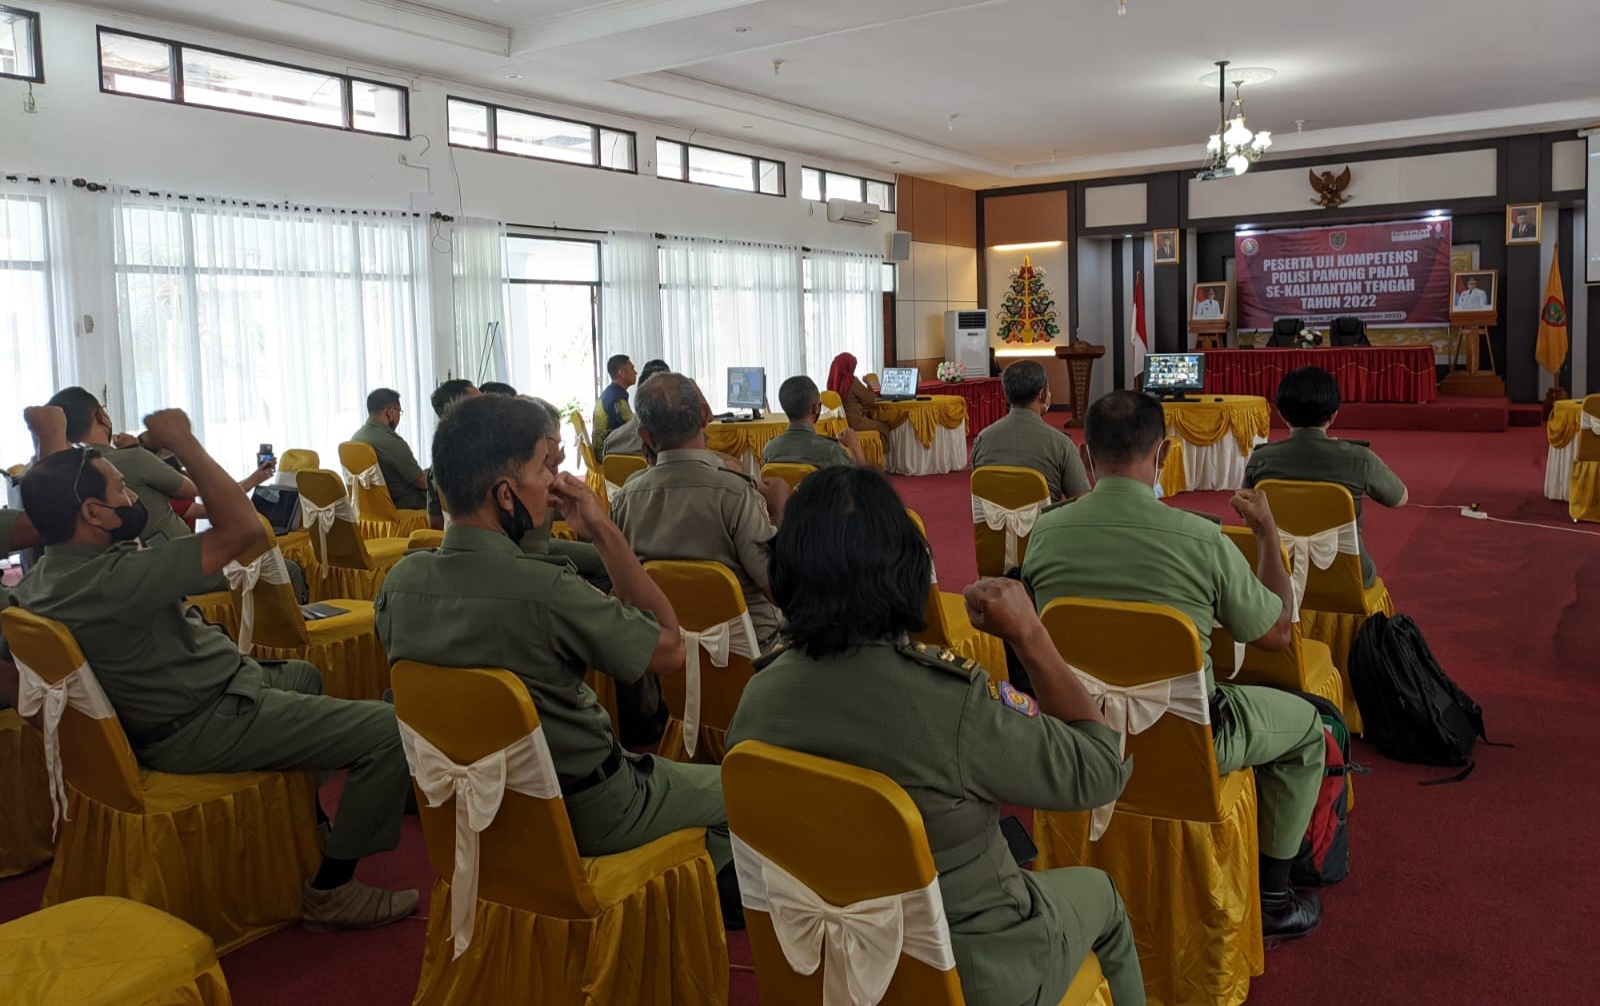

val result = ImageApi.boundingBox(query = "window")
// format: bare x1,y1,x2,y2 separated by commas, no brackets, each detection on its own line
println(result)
97,28,409,137
803,250,885,380
657,140,784,196
446,98,636,173
0,5,41,82
802,167,895,212
1,183,70,465
505,236,601,472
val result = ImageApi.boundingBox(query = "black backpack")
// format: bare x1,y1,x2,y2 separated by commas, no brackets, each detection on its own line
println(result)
1290,691,1351,886
1349,613,1497,781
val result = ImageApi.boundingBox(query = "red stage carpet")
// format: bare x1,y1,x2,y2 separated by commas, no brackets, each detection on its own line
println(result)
3,427,1595,1005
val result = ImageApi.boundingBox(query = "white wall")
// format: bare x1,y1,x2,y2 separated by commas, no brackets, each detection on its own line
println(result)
896,241,978,364
1188,148,1499,220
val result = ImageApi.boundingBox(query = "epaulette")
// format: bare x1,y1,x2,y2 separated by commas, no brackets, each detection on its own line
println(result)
896,640,981,679
1041,497,1078,515
1175,507,1223,525
751,642,788,671
1339,438,1372,448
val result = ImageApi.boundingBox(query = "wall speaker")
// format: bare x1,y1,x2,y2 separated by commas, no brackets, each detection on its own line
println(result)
888,230,911,262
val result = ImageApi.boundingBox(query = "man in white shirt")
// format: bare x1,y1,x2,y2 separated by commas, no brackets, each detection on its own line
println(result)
1455,277,1489,310
1194,288,1224,319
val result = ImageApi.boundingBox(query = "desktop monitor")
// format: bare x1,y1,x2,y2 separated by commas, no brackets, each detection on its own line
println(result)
727,366,767,413
1143,353,1205,398
879,367,920,400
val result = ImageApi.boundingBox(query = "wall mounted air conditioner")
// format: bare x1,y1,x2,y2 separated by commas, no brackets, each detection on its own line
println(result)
826,198,880,225
945,309,990,377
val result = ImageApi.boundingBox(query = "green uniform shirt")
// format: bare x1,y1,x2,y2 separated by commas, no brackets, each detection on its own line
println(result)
0,509,19,555
102,445,192,546
1022,477,1283,693
426,469,443,523
725,641,1129,1006
351,418,427,511
760,421,852,469
5,536,251,738
970,408,1091,502
1244,428,1406,587
610,448,781,647
374,524,661,784
602,418,644,460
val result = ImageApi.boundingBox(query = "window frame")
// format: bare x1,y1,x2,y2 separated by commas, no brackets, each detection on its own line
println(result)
446,96,637,174
802,166,896,212
503,232,605,418
96,26,410,138
656,138,785,198
0,5,43,83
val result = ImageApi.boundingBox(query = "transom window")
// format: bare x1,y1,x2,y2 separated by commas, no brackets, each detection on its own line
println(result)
657,140,784,196
447,98,636,173
0,6,42,83
802,167,895,212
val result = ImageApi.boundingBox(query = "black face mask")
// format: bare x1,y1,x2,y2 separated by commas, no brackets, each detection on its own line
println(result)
98,498,149,543
496,482,535,543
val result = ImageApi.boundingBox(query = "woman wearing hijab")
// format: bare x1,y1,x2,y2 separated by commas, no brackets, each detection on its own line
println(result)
826,352,892,442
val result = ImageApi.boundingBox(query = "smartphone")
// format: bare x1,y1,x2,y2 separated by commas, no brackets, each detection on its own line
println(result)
1000,815,1038,866
257,443,274,468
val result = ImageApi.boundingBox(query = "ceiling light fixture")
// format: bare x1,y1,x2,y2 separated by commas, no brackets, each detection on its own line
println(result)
505,72,523,79
992,241,1064,252
1198,60,1272,180
771,59,784,77
732,26,750,33
1116,0,1127,14
947,113,958,131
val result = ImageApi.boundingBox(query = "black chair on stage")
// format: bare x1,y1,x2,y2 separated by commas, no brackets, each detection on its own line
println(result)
1330,316,1371,347
1267,318,1304,347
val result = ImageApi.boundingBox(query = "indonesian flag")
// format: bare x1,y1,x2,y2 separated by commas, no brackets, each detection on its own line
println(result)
1130,270,1148,384
1535,248,1568,377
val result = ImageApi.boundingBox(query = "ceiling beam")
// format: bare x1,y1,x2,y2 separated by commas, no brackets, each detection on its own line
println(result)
511,0,763,56
275,0,510,55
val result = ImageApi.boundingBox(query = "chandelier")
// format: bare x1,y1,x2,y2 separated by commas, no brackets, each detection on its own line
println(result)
1199,60,1272,180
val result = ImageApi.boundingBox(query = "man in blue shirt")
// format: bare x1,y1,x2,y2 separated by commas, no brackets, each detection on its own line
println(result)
592,355,638,450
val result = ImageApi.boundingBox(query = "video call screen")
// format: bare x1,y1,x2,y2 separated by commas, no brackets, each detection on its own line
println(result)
1144,353,1204,389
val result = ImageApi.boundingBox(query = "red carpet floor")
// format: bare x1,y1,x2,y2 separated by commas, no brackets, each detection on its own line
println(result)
4,427,1596,1004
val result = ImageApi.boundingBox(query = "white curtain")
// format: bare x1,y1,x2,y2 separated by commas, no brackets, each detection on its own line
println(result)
659,236,804,409
806,248,883,378
452,216,510,386
0,178,79,465
112,189,433,472
600,229,662,365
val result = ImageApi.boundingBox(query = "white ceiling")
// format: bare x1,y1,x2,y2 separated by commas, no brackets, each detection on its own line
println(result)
85,0,1600,186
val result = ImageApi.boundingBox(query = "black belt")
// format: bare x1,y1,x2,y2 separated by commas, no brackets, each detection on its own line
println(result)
566,746,624,795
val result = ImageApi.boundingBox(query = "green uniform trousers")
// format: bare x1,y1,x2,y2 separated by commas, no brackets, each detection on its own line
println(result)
563,753,730,872
136,660,409,862
1212,682,1325,860
1030,866,1146,1006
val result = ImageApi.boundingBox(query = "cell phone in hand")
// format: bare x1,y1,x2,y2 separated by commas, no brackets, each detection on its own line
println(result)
1000,814,1038,866
258,443,274,468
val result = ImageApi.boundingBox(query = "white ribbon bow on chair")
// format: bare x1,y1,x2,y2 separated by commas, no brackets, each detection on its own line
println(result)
1279,521,1361,616
731,833,956,1006
344,464,385,518
970,495,1045,571
14,658,118,837
1211,621,1248,680
397,720,561,959
820,404,845,421
679,612,760,758
223,547,293,653
1582,412,1600,435
1070,665,1211,840
300,496,356,558
604,478,624,499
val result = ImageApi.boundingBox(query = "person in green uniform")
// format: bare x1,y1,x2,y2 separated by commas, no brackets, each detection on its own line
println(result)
426,379,480,529
478,382,518,397
1022,390,1325,942
612,373,790,650
761,375,863,469
603,359,670,460
351,388,428,512
1245,366,1408,586
725,465,1145,1006
5,409,416,930
592,354,637,461
971,360,1091,502
1,406,77,710
374,394,746,926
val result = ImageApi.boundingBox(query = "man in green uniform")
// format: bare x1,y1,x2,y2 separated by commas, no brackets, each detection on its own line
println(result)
374,394,744,926
5,409,416,930
426,379,479,530
1022,390,1325,942
1245,366,1408,586
603,358,670,459
611,373,789,650
761,375,862,469
971,360,1090,501
2,406,73,710
351,388,428,512
592,354,637,461
726,465,1144,1005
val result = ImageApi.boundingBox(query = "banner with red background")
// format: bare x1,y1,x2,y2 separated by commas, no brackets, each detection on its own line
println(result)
1235,219,1453,330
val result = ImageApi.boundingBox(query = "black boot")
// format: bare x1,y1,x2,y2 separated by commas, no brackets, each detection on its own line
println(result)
1262,888,1322,944
717,863,746,932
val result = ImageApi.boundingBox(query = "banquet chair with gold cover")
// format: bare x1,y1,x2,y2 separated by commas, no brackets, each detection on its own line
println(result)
906,509,1008,682
646,561,761,765
569,411,610,507
0,608,320,955
407,529,445,551
1569,395,1600,522
390,662,728,1006
971,466,1050,578
337,441,430,540
0,707,53,878
723,741,1112,1006
759,462,816,492
1032,598,1262,1006
295,469,409,602
226,515,390,701
276,449,319,476
0,897,233,1006
601,452,648,499
1255,479,1395,733
819,390,885,470
182,591,238,644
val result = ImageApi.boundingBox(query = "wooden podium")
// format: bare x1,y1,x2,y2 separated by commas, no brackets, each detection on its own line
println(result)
1054,341,1106,427
1442,308,1504,397
1190,319,1228,350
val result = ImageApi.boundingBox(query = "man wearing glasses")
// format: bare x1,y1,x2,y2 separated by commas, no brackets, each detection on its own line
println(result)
352,388,428,511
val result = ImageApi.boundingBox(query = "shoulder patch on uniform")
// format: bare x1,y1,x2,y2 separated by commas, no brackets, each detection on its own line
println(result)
995,681,1040,718
751,643,788,671
896,641,980,679
1041,497,1077,515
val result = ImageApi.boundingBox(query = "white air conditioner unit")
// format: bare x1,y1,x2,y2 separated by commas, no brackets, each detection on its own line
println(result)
944,309,990,377
826,198,880,225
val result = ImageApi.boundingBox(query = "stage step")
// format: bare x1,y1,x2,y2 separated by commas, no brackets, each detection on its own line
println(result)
1508,404,1545,428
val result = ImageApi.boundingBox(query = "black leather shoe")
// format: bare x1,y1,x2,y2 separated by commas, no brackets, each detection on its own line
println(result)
717,862,746,932
1262,888,1322,945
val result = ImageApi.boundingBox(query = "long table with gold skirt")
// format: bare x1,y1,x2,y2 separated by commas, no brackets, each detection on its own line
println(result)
1545,399,1581,501
705,415,883,475
1159,395,1271,496
874,395,970,476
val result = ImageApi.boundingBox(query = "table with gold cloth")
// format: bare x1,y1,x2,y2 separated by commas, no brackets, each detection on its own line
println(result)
1160,395,1271,496
873,395,970,476
1545,399,1581,501
705,415,882,474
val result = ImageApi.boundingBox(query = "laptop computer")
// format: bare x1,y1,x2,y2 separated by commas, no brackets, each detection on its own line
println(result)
252,485,303,536
878,367,921,402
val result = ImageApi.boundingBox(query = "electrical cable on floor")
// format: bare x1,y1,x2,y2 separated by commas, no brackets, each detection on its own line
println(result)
1409,503,1600,537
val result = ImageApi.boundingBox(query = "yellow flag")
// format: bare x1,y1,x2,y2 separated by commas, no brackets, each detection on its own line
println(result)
1535,248,1568,376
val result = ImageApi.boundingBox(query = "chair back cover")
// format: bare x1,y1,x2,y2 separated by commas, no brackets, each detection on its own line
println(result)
338,441,402,523
296,469,376,571
760,463,817,492
1578,395,1600,463
602,453,648,495
1210,526,1308,689
1255,479,1366,615
970,466,1050,577
278,449,319,473
226,515,311,649
645,560,759,759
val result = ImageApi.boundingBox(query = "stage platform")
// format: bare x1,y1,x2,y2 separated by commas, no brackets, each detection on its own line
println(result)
1265,396,1511,433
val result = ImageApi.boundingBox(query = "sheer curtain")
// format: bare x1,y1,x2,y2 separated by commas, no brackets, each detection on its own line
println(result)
452,216,510,386
806,248,884,377
0,178,78,464
601,229,662,365
659,236,803,408
112,188,433,472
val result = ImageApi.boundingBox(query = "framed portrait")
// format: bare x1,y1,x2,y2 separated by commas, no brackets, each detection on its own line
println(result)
1153,228,1180,265
1451,270,1497,314
1190,282,1230,322
1506,204,1541,245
